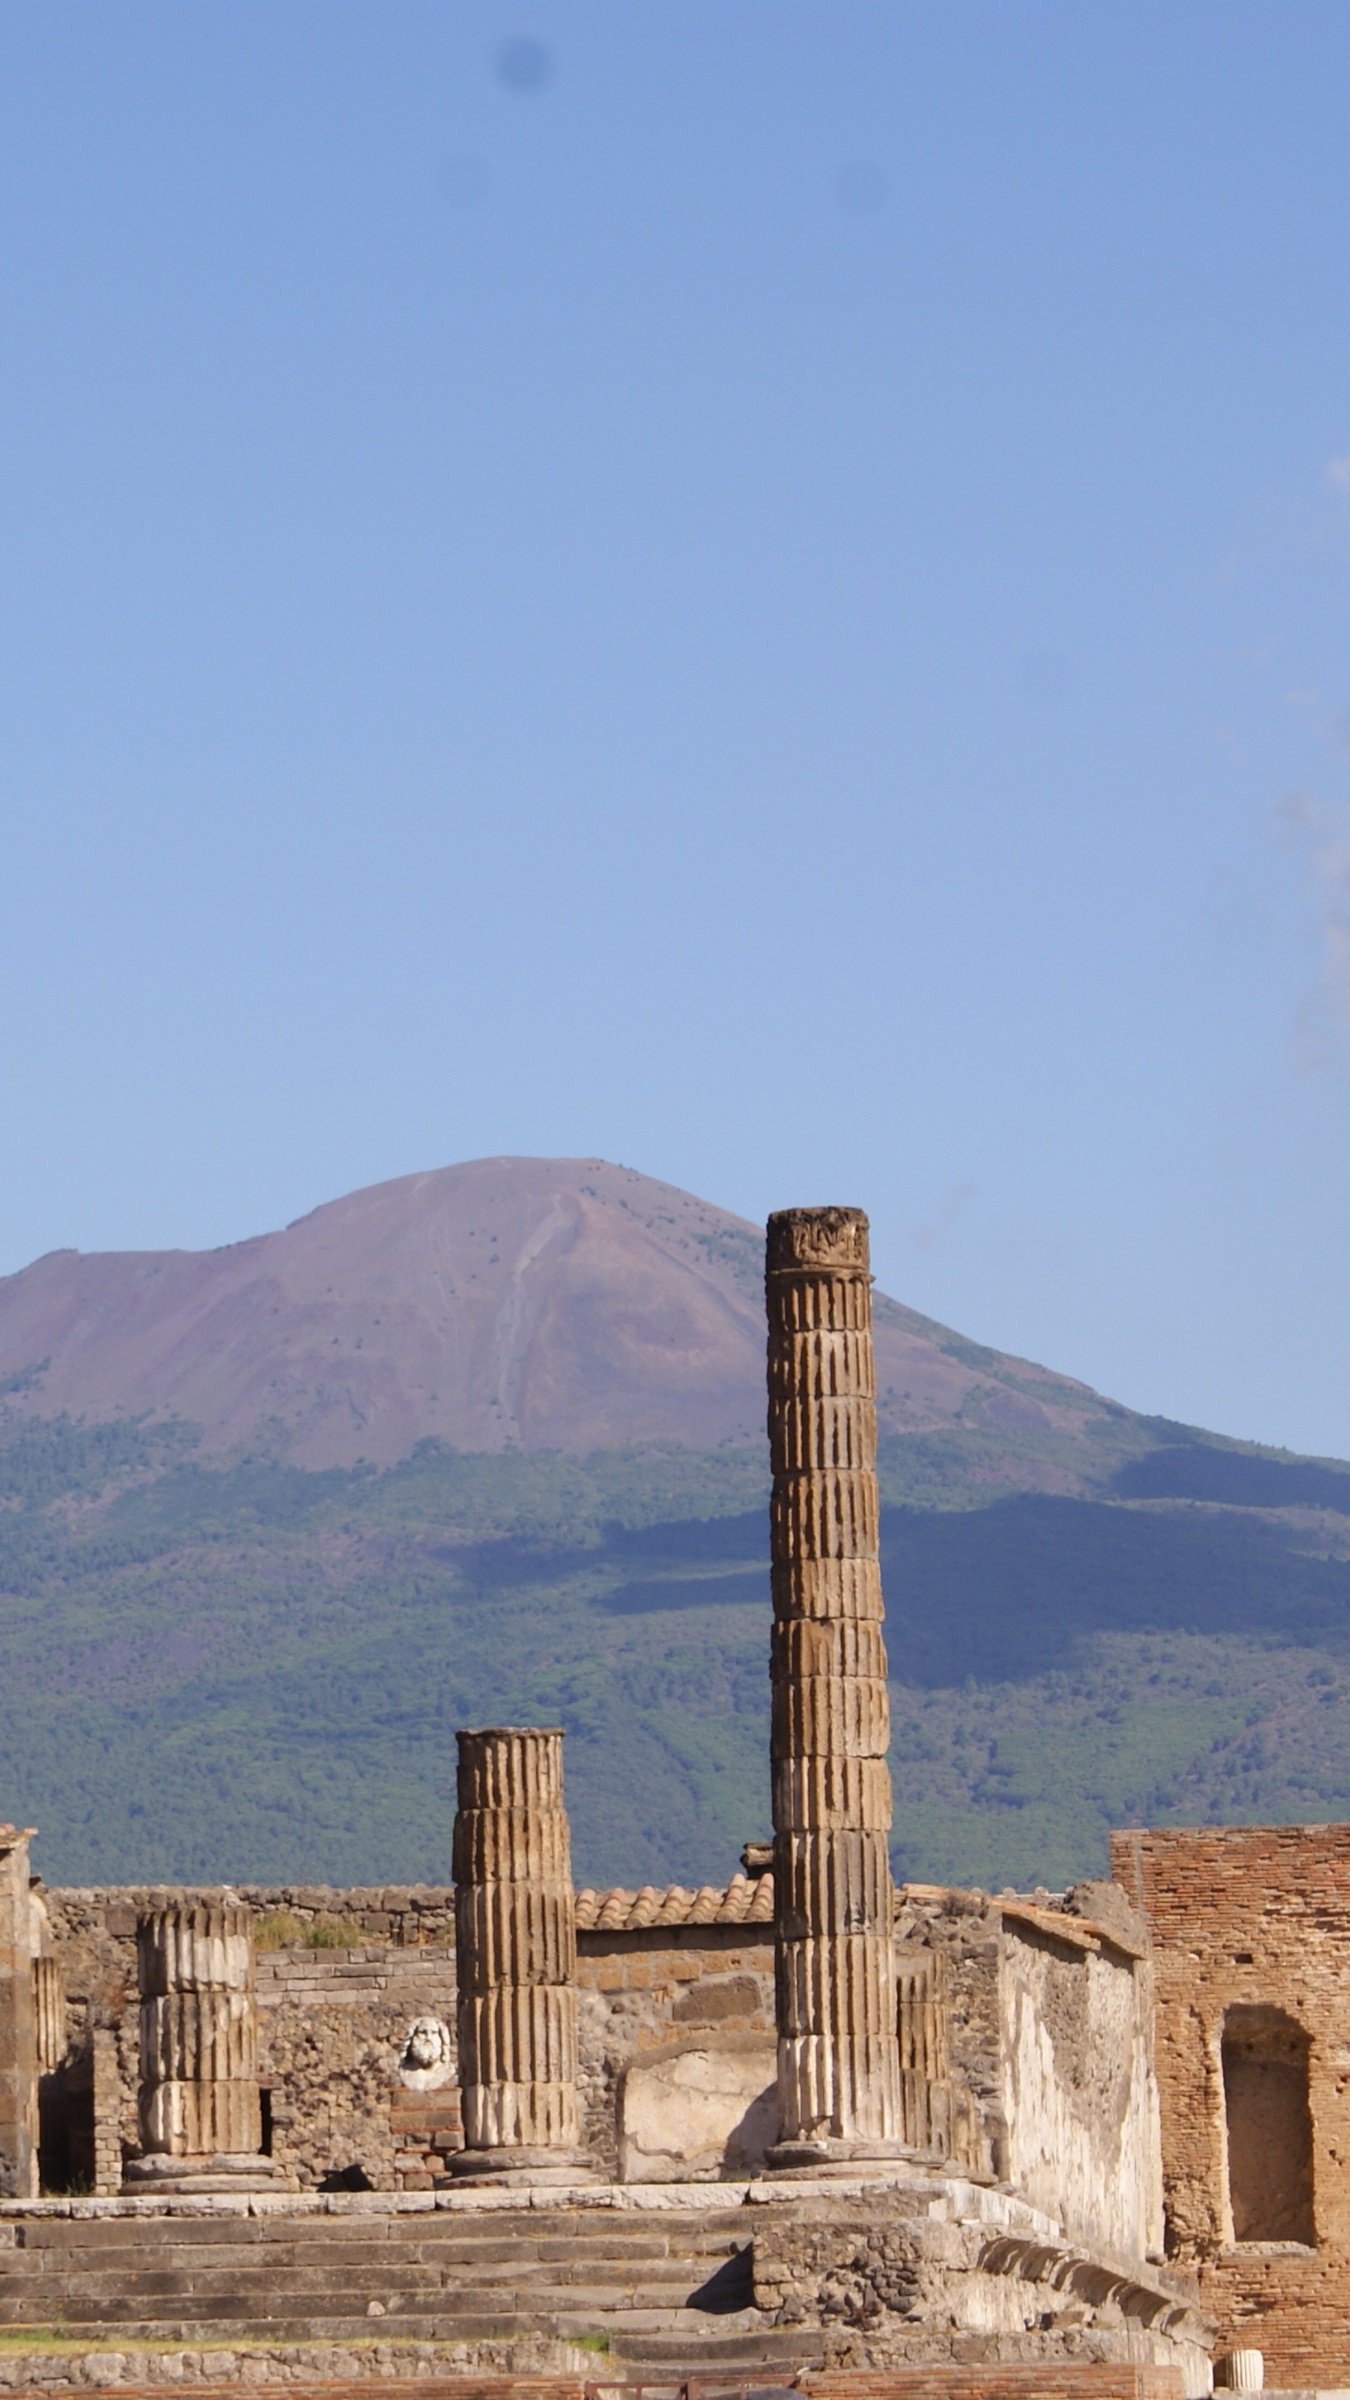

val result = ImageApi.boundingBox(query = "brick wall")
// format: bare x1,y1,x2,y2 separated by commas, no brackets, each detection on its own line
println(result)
1112,1821,1350,2383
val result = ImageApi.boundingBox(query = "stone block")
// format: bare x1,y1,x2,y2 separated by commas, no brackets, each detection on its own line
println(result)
618,2035,778,2180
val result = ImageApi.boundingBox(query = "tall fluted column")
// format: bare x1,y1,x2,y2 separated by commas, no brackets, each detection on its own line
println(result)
445,1727,594,2185
123,1904,277,2192
766,1206,905,2165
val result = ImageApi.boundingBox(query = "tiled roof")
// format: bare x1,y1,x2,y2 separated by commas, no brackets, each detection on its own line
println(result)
574,1871,776,1932
575,1874,1135,1956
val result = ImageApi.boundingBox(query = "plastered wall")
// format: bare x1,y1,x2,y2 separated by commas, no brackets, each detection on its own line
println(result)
897,1881,1162,2262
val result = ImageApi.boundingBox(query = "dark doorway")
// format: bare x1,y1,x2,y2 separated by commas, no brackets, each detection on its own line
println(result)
38,2065,95,2195
1223,2005,1314,2244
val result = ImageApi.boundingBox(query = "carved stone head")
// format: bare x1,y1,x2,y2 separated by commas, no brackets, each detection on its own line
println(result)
398,2014,452,2089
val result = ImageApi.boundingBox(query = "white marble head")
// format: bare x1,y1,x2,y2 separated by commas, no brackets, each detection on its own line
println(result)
398,2014,452,2089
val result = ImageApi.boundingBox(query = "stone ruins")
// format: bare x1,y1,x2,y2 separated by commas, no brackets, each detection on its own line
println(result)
0,1208,1346,2396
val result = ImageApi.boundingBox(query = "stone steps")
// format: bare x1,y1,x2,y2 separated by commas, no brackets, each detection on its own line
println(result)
0,2292,752,2327
0,2203,792,2368
0,2259,715,2295
610,2327,824,2370
0,2230,741,2262
0,2310,765,2342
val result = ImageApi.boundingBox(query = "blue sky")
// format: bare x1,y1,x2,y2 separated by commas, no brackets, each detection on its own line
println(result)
3,2,1350,1457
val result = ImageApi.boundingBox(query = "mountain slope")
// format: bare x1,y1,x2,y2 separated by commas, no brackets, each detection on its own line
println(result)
2,1418,1350,1893
0,1156,1128,1474
3,1157,1350,1894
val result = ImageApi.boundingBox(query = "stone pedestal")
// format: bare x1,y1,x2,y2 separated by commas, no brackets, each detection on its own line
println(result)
124,1904,278,2194
0,1828,38,2199
443,1727,594,2186
765,1206,907,2168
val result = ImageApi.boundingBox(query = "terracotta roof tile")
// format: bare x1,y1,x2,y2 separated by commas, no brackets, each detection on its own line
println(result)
574,1871,775,1933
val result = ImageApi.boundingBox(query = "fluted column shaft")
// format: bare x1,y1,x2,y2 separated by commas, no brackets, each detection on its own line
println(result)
137,1905,261,2158
454,1728,580,2153
767,1206,903,2147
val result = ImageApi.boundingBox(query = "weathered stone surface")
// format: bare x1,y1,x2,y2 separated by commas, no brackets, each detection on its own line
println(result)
750,2208,1208,2390
772,1756,893,1830
0,2336,594,2389
770,1558,884,1621
773,1832,894,1941
138,1910,252,1998
0,1829,38,2199
451,1730,585,2173
32,1960,63,2077
129,1907,268,2188
257,1944,460,2188
766,1208,903,2153
618,2034,777,2180
140,1990,256,2089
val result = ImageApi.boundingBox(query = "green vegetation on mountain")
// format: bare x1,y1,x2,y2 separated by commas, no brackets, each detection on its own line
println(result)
3,1408,1350,1894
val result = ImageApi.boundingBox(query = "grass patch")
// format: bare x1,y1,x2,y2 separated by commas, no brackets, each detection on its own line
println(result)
254,1912,364,1951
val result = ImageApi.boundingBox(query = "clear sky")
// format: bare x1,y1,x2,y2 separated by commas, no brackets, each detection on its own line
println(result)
3,2,1349,1459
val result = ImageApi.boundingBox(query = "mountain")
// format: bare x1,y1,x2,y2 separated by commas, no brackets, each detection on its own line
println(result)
3,1157,1350,1898
0,1155,1127,1477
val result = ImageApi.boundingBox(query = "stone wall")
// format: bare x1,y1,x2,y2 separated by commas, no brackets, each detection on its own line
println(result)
750,2203,1205,2385
36,1889,455,2197
36,1883,781,2195
36,1870,1161,2260
895,1881,1161,2263
998,1903,1162,2263
258,1944,460,2190
574,1922,776,2180
1112,1821,1350,2385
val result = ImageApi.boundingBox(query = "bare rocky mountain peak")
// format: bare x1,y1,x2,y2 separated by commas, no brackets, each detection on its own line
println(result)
0,1155,1110,1471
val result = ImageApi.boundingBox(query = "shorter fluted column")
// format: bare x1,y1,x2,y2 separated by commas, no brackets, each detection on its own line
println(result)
123,1904,277,2192
444,1728,594,2185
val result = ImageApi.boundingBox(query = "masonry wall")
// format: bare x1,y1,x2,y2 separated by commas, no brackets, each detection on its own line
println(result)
39,1887,456,2195
1112,1821,1350,2384
998,1913,1162,2262
37,1884,781,2192
37,1871,1162,2259
897,1881,1162,2262
575,1924,775,2180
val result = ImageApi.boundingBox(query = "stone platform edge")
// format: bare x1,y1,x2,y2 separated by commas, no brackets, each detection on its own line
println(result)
0,2340,596,2393
0,2179,1054,2229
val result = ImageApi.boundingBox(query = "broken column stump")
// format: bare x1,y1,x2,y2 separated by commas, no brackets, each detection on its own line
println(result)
765,1205,908,2169
443,1726,594,2185
122,1902,278,2193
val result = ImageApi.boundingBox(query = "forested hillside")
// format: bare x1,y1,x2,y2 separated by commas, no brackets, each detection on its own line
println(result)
4,1408,1349,1893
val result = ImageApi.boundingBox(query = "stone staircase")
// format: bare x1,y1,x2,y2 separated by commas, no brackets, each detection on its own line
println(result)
0,2203,824,2380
